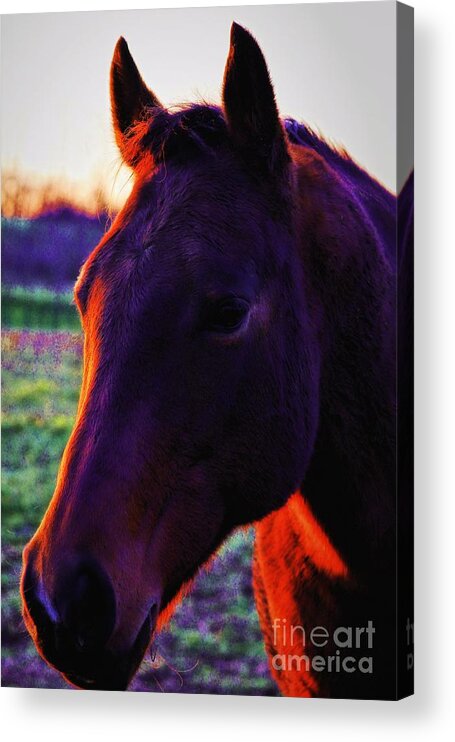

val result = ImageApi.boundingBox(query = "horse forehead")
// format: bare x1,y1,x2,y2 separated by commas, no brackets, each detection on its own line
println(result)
85,161,270,298
138,156,265,233
143,200,270,273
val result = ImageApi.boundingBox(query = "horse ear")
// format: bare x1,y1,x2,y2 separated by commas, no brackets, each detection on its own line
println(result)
110,37,162,166
222,23,288,175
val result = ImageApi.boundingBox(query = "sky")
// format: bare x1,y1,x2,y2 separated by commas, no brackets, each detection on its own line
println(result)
1,2,397,206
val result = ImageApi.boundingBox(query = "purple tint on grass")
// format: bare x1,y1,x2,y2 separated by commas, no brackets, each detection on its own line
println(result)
2,330,82,357
2,209,110,290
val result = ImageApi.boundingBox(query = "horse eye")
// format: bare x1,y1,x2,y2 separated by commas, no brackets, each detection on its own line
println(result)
203,298,249,333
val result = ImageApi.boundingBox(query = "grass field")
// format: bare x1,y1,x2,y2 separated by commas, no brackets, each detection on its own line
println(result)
1,317,277,695
2,287,80,331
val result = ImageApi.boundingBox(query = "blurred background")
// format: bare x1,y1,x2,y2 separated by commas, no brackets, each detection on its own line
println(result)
1,2,396,693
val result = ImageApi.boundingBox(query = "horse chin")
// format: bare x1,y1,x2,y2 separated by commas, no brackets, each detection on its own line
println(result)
62,609,155,692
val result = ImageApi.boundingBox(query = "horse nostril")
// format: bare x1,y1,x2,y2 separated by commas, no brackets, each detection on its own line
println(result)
76,634,86,651
57,560,116,651
21,553,57,634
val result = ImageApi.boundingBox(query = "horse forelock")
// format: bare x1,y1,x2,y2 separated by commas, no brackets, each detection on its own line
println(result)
124,104,228,169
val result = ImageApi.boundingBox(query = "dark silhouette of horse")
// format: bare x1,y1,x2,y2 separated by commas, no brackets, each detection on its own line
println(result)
21,23,413,698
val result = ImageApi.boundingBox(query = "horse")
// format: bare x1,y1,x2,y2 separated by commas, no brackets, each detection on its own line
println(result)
21,23,412,698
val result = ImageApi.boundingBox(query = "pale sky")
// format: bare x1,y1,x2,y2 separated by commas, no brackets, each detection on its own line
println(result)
1,2,397,204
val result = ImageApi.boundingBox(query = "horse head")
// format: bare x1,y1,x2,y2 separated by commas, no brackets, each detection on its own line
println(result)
21,24,319,690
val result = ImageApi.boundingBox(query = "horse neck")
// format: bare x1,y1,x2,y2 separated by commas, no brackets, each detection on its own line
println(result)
293,147,396,576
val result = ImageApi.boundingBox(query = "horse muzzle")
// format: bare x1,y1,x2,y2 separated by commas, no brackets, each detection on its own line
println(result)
21,546,158,690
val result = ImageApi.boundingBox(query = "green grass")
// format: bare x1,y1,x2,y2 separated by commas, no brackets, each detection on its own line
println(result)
2,286,80,330
2,332,81,542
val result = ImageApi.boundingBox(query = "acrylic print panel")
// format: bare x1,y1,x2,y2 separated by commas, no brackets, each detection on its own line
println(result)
1,2,414,699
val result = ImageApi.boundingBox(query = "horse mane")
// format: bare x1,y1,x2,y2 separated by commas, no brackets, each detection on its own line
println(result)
283,117,383,190
124,102,383,194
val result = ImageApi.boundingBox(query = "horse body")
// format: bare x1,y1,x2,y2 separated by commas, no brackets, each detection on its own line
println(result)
20,24,411,698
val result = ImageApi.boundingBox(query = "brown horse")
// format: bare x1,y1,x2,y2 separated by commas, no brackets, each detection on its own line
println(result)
21,24,410,698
